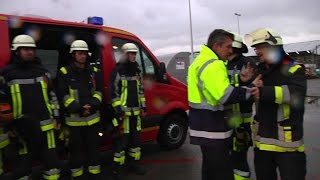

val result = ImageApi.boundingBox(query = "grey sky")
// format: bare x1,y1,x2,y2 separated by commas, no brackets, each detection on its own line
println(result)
1,0,320,55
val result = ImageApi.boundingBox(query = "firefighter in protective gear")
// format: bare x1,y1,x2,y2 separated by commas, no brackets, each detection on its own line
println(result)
246,28,306,180
110,43,147,179
56,40,103,180
1,34,61,179
227,32,255,180
188,29,256,180
0,81,11,177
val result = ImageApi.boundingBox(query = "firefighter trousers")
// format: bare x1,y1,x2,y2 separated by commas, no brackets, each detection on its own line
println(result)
5,117,61,180
254,148,306,180
113,115,142,171
231,150,250,180
200,145,234,180
68,124,101,179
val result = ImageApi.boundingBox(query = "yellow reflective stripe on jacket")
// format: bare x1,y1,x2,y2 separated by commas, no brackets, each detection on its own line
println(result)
0,134,9,149
65,113,100,126
114,151,126,165
128,147,141,160
40,119,55,131
289,64,301,74
10,84,22,119
60,67,67,75
275,86,283,104
255,136,304,152
63,95,75,107
40,81,53,117
111,98,122,107
71,167,84,178
43,168,60,180
93,67,98,72
88,165,101,174
93,91,102,102
120,80,128,106
46,130,56,149
275,85,291,104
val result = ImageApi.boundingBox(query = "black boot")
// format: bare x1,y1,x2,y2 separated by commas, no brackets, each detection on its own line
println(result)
128,161,147,175
113,165,126,180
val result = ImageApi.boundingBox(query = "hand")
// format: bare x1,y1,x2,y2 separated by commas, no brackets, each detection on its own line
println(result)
53,119,61,130
82,104,91,117
250,87,260,100
140,109,147,117
8,129,18,138
240,62,255,83
252,74,263,87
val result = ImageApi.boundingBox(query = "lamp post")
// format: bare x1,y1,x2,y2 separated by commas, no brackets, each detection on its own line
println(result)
188,0,194,59
234,13,241,34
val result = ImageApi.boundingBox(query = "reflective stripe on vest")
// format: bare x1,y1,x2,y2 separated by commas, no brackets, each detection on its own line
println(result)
10,84,22,119
0,134,9,149
88,165,101,175
71,167,84,178
46,130,56,149
93,91,102,102
128,147,141,160
43,168,60,180
277,104,290,122
7,76,47,86
114,151,126,165
65,112,100,126
233,169,250,178
189,129,233,139
40,119,54,131
274,85,290,104
40,80,53,118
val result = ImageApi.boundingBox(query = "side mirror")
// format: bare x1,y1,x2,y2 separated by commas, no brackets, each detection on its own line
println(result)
158,62,167,81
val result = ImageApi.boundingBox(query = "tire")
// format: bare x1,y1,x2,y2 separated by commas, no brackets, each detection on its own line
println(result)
157,114,188,150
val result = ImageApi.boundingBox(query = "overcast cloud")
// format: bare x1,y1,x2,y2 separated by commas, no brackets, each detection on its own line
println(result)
1,0,320,55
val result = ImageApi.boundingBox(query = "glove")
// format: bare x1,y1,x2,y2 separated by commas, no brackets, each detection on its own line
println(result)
228,113,242,128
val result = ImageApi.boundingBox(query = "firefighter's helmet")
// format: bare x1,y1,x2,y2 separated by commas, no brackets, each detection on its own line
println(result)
11,35,36,51
230,32,248,53
69,40,89,53
245,28,283,47
121,43,138,53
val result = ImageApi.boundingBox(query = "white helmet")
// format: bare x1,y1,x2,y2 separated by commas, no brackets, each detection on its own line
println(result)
70,40,89,53
230,32,248,53
121,43,138,53
11,35,36,51
245,28,283,47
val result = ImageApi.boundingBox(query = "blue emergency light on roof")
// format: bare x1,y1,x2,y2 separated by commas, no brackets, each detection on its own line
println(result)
87,16,103,25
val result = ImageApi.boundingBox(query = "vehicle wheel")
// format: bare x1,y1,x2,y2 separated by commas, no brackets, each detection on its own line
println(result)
157,114,188,150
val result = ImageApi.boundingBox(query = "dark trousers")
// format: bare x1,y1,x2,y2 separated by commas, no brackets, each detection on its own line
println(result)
69,124,100,179
7,118,60,180
113,115,141,168
231,150,250,179
254,149,306,180
200,145,234,180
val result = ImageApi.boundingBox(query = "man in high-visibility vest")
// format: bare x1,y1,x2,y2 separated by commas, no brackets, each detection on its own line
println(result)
227,32,256,180
56,40,103,180
110,43,147,180
246,28,306,180
1,34,61,179
188,29,257,180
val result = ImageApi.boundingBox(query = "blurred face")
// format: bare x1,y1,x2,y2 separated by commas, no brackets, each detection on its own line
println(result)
128,52,137,62
254,43,270,63
16,47,35,61
212,37,233,60
74,51,88,64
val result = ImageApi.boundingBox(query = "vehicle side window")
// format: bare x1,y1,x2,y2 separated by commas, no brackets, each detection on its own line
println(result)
111,38,142,67
9,23,102,79
141,50,156,75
